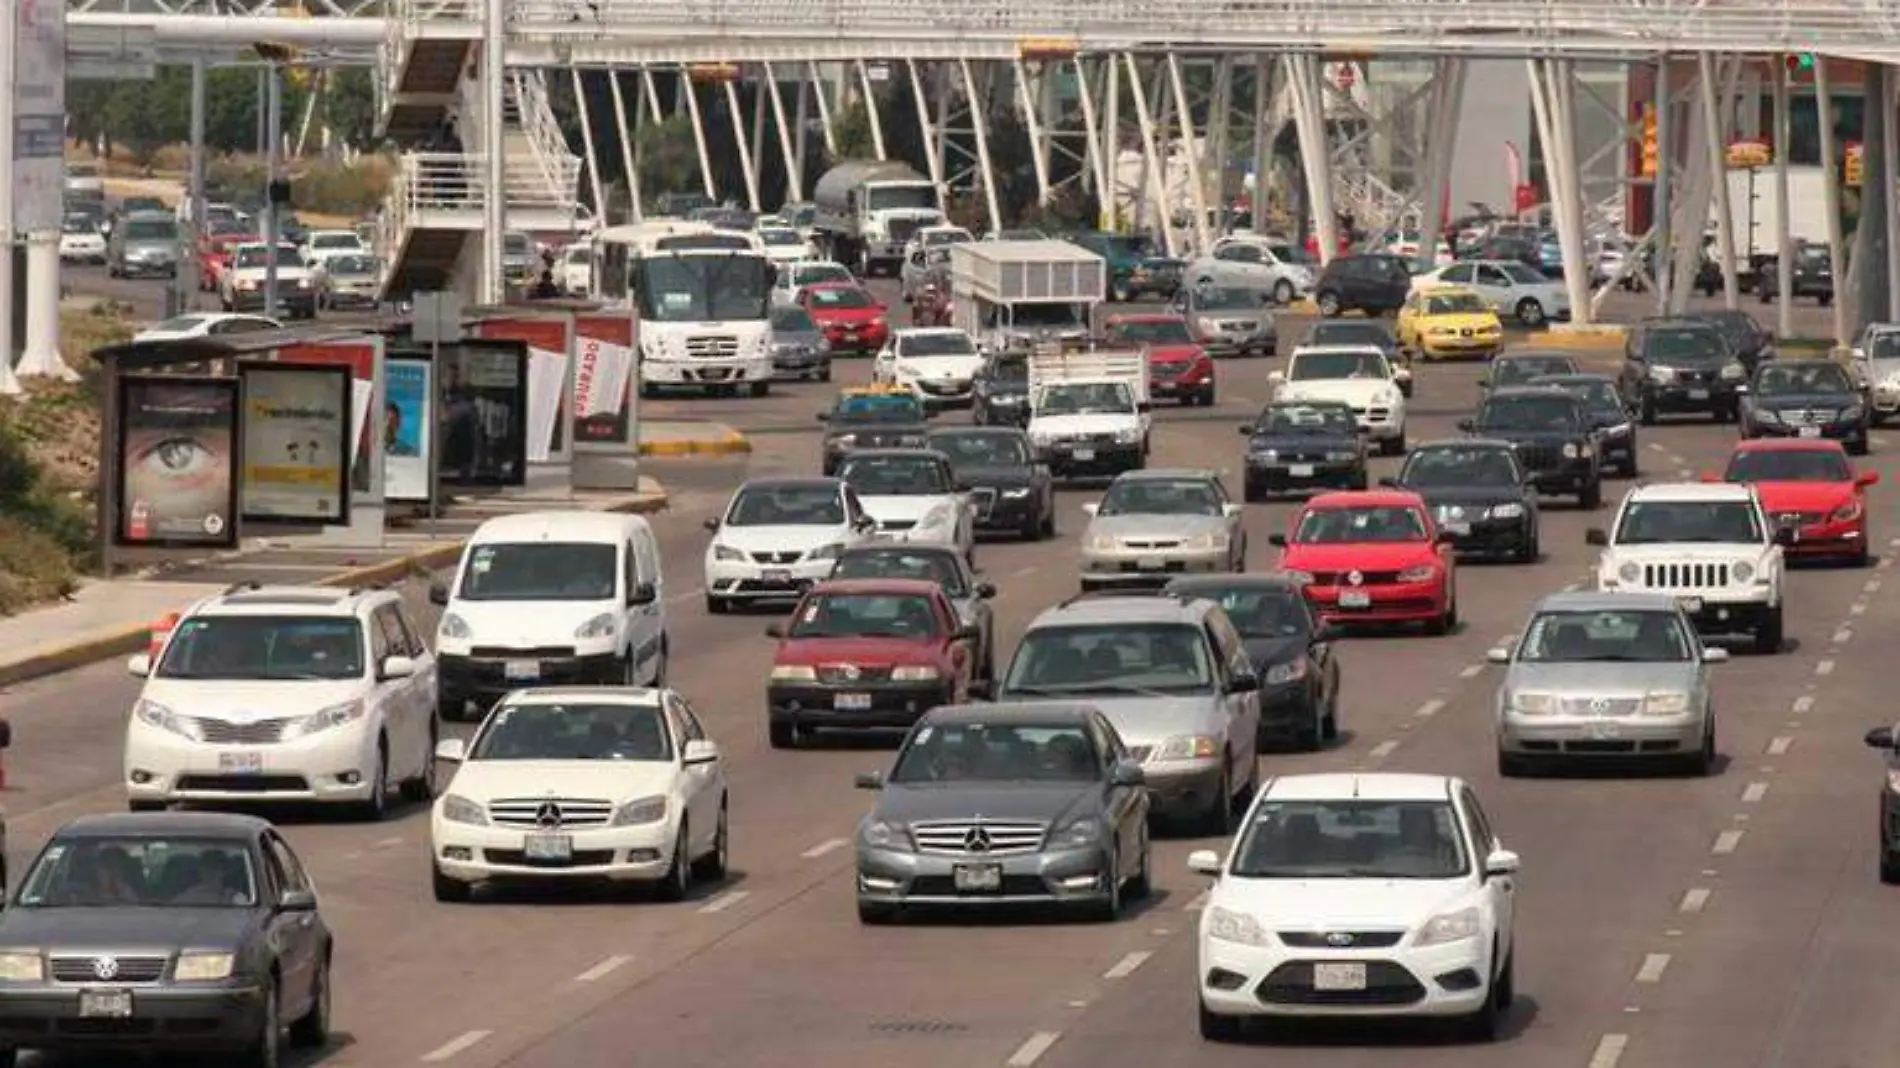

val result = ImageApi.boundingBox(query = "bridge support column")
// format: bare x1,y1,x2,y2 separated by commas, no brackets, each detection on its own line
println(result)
722,79,761,211
480,0,505,303
1535,60,1593,322
906,60,946,209
1124,53,1172,255
1653,55,1673,314
1663,59,1718,315
680,75,717,200
854,60,887,161
1073,58,1109,229
1206,56,1234,230
640,66,663,124
1250,54,1281,237
1288,53,1340,265
1415,58,1466,274
806,62,836,160
959,59,1003,234
764,64,803,203
1167,53,1213,255
1885,63,1900,321
1014,60,1053,207
1697,54,1741,310
1852,61,1896,329
1815,59,1849,346
17,234,67,381
1103,56,1123,233
1771,56,1794,334
571,68,608,224
609,70,642,224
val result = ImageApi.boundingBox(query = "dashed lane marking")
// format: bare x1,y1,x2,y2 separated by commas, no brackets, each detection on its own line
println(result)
1676,468,1695,479
1588,1033,1630,1068
1792,695,1815,715
1647,443,1668,453
1005,1031,1063,1067
421,1031,492,1062
1882,557,1895,572
1833,628,1853,644
1414,699,1444,719
1816,660,1836,676
1766,736,1794,757
1679,888,1712,913
1459,664,1484,678
1742,782,1769,804
1713,830,1745,855
1103,951,1152,980
801,837,849,859
574,955,632,983
1851,602,1868,615
697,890,751,914
1010,566,1037,578
1864,579,1883,594
667,586,706,606
1562,582,1581,592
1368,740,1400,760
1635,954,1671,983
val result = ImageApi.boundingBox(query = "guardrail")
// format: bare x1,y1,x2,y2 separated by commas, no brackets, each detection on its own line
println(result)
508,70,582,210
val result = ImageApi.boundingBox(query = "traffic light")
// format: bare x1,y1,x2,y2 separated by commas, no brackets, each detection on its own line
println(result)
254,42,299,63
1785,53,1816,73
1640,106,1659,178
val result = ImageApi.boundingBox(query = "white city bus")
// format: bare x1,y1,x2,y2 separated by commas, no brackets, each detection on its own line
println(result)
592,221,774,397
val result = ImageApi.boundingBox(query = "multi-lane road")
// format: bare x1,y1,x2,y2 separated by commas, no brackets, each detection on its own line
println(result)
7,303,1899,1067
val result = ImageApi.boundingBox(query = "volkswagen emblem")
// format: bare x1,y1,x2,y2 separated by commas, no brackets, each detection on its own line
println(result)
1346,570,1364,587
1590,697,1612,713
962,828,992,854
91,956,119,981
834,664,860,680
1323,932,1355,948
535,802,563,828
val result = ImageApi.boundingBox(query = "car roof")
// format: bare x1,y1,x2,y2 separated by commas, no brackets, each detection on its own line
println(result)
1106,312,1186,323
194,583,386,617
928,425,1028,438
836,542,960,560
1112,467,1220,483
922,702,1100,727
838,447,946,461
1261,772,1457,803
1266,397,1354,408
1486,385,1581,401
1166,573,1308,594
737,477,846,492
1305,489,1424,510
468,511,645,545
1409,437,1517,452
1416,285,1483,299
1495,350,1580,362
1626,480,1754,501
1640,317,1722,330
893,327,970,339
1532,590,1682,613
1290,344,1389,358
1733,437,1848,454
499,686,665,707
1760,357,1839,369
58,812,271,839
1532,373,1616,385
1033,594,1209,627
807,577,947,598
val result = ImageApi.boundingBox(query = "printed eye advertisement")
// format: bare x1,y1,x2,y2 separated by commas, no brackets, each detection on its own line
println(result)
238,364,352,524
116,376,240,548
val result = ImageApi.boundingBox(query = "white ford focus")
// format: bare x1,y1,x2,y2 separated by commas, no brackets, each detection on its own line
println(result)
1191,773,1519,1042
429,687,730,902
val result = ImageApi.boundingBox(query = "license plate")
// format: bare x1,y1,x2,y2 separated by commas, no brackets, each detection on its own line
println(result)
1154,382,1176,394
1589,721,1623,739
1687,388,1709,400
218,751,263,774
504,659,539,681
1443,522,1472,536
762,568,792,585
835,692,872,711
1798,426,1822,438
1287,463,1315,478
1679,597,1703,613
952,863,1003,892
1072,448,1096,461
1138,557,1166,571
1312,962,1367,991
1338,591,1372,609
523,833,573,861
79,989,133,1018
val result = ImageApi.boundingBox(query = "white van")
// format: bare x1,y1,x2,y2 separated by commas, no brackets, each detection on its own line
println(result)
430,511,668,720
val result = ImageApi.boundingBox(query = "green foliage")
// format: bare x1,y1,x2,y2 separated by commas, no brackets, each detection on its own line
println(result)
830,100,878,163
66,66,384,163
0,411,89,614
637,113,702,203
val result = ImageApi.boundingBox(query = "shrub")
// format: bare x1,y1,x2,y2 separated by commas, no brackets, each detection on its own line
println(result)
0,518,79,616
292,155,391,217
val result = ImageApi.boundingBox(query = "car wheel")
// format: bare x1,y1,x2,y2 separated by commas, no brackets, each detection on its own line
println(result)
128,800,167,813
432,863,471,903
1580,479,1602,509
655,821,693,902
1273,279,1295,305
1683,721,1716,777
769,719,799,749
705,593,729,615
358,740,390,821
1292,701,1323,751
399,721,438,803
1849,435,1870,456
1458,948,1503,1042
1199,998,1242,1042
1322,693,1341,741
1497,749,1533,777
692,799,730,881
1126,826,1152,899
1243,479,1265,504
1201,764,1235,836
288,952,331,1048
1754,606,1784,654
1515,298,1545,326
1616,454,1639,478
240,979,281,1068
1316,292,1343,317
1087,846,1124,922
1881,851,1900,885
749,381,770,398
1640,396,1658,426
1494,950,1516,1010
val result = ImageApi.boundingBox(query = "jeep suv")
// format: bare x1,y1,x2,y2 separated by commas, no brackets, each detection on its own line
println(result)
1620,318,1741,423
1458,386,1603,508
1312,254,1412,318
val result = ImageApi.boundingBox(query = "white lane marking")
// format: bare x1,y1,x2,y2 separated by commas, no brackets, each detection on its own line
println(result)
1865,579,1883,594
1367,740,1400,760
1635,953,1671,983
1792,695,1816,715
421,1030,492,1062
1102,951,1153,980
1816,660,1836,676
1006,1031,1063,1067
1414,699,1445,720
1851,602,1868,615
374,836,404,849
574,954,632,983
1741,782,1769,804
1562,582,1581,592
1588,1033,1630,1068
1882,557,1895,572
1833,628,1853,644
1679,888,1712,913
1183,889,1210,911
1713,830,1744,855
1010,566,1036,578
1459,664,1484,678
667,586,706,605
1766,736,1794,757
1647,442,1668,453
801,837,849,859
697,890,751,914
1676,468,1694,479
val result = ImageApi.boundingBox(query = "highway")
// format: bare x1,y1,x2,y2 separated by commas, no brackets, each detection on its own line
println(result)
7,286,1898,1066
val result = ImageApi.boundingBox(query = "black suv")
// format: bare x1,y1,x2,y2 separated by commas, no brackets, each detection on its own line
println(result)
816,392,932,475
971,350,1031,427
1861,723,1900,883
1239,400,1368,501
1313,254,1412,317
1621,318,1741,423
1685,309,1774,372
1532,373,1640,477
1760,242,1834,306
1458,386,1603,508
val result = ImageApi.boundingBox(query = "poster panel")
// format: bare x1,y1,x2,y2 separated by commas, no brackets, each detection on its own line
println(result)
384,357,434,503
475,317,570,462
573,313,636,446
280,342,376,495
116,376,239,548
13,0,67,232
238,364,351,524
438,341,528,487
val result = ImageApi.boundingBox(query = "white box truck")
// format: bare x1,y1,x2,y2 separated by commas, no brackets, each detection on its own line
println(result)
950,240,1108,353
1025,346,1152,480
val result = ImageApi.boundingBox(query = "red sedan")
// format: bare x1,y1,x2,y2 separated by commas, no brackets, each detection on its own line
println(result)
1268,489,1457,633
1714,438,1877,564
800,283,891,356
1104,313,1216,406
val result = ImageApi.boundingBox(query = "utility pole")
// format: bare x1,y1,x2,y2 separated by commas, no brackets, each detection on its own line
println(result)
264,63,283,317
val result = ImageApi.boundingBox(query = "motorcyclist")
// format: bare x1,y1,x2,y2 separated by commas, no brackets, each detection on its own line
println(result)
913,282,948,326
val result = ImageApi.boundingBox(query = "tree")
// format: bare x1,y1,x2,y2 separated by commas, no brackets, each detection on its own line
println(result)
830,99,877,163
321,69,379,149
637,113,702,204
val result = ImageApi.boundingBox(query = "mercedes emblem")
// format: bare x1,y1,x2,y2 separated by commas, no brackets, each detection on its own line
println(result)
962,828,992,854
92,956,119,981
1323,932,1355,948
1346,570,1364,587
535,801,563,828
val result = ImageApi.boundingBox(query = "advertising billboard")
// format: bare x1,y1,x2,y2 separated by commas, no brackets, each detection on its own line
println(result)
115,376,239,548
475,316,571,462
573,313,637,447
383,356,434,502
238,363,351,524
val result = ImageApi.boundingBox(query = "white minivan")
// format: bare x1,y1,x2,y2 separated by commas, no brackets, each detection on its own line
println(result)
431,512,668,720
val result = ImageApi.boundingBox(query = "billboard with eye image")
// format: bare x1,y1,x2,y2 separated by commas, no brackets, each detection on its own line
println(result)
115,376,241,548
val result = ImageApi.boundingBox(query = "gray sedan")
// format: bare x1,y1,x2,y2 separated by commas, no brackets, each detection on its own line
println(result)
1170,285,1276,357
853,703,1151,923
1490,591,1725,776
1080,469,1246,589
769,304,831,381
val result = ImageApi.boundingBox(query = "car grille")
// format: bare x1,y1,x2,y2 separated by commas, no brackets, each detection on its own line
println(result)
1307,570,1402,585
886,220,922,244
910,820,1047,856
1640,562,1730,588
1120,537,1184,550
487,797,615,828
878,519,917,532
1512,441,1566,471
1220,320,1259,332
191,717,292,744
1277,931,1405,949
176,774,308,792
686,335,740,359
916,379,969,395
1669,367,1717,385
1775,511,1828,527
483,848,616,867
908,874,1050,896
752,550,803,564
969,488,997,515
1267,449,1335,464
1774,409,1840,425
1555,696,1644,717
849,431,925,448
1257,961,1426,1006
49,956,169,984
816,664,893,683
469,645,577,659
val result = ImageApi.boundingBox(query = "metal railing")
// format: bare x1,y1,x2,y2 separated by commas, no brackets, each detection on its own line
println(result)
390,152,580,220
381,0,484,104
506,70,582,208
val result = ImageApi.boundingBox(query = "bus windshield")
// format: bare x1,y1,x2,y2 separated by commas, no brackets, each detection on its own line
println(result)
638,255,772,321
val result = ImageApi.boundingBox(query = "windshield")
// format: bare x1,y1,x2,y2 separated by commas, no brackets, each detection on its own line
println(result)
928,431,1029,467
1109,319,1195,344
1614,500,1762,544
833,394,924,424
1868,333,1900,360
771,306,818,332
1097,478,1222,517
1039,382,1132,415
1725,448,1851,482
148,315,208,333
235,246,301,269
1425,292,1487,314
1289,350,1390,381
808,287,873,310
1295,506,1428,543
985,356,1028,382
831,549,967,596
1494,357,1577,386
890,722,1101,784
456,543,617,601
1477,394,1582,431
639,255,772,320
1540,378,1623,414
922,229,970,247
727,485,845,526
1186,585,1312,639
759,228,802,246
156,615,364,681
62,215,96,234
791,264,853,287
125,219,177,242
1401,447,1520,487
326,254,377,276
1230,801,1468,879
1004,623,1214,696
1645,328,1726,364
18,837,259,908
1518,608,1692,663
470,701,672,761
865,186,936,211
899,333,976,357
1256,403,1358,436
209,218,250,237
504,233,533,255
310,234,360,250
1308,323,1391,347
838,454,949,495
1754,363,1853,396
789,592,943,638
1191,287,1258,312
1500,263,1547,283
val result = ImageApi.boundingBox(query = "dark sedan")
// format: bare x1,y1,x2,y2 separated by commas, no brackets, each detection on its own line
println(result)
0,812,331,1067
1386,439,1541,561
1165,575,1340,750
1239,400,1367,501
1740,359,1870,455
817,391,933,476
1459,387,1602,508
1685,308,1774,372
926,426,1056,539
1480,351,1581,393
971,351,1032,427
1533,373,1640,477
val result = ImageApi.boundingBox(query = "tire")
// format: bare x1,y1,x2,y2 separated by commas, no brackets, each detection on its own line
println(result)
1087,847,1124,922
1640,395,1658,426
1126,826,1152,899
1849,436,1870,457
705,593,729,615
399,721,438,804
1316,291,1343,317
437,694,466,722
1458,949,1504,1042
1322,695,1341,742
287,953,331,1048
1273,278,1295,305
357,740,390,822
1615,453,1639,478
1244,479,1265,504
431,863,471,903
1881,852,1900,885
1754,606,1784,654
1682,721,1716,777
1199,998,1242,1041
1200,762,1235,837
857,899,898,925
654,822,693,902
769,719,798,749
1515,298,1545,327
1494,950,1516,1010
1580,479,1602,510
1381,431,1407,457
818,365,832,383
1291,700,1324,752
239,979,281,1068
128,800,167,813
692,800,730,881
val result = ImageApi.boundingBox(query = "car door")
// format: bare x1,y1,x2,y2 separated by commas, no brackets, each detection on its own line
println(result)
1474,264,1515,313
874,336,900,382
1459,787,1514,957
259,832,320,1008
1089,715,1141,874
663,696,716,852
391,603,438,740
1207,478,1243,546
934,592,974,697
1203,612,1261,770
371,605,425,777
939,456,974,551
1396,291,1423,348
1435,263,1476,295
633,531,667,682
619,536,655,682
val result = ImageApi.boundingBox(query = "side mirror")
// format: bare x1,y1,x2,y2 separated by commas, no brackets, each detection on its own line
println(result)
682,739,720,765
379,655,418,681
1584,528,1609,546
1266,370,1286,384
1081,502,1099,516
1236,424,1254,436
854,770,885,790
1483,849,1521,878
1699,472,1721,484
1734,384,1750,395
1858,471,1881,487
1486,646,1513,664
627,583,658,606
1310,623,1341,644
0,719,11,750
702,517,721,532
1136,401,1153,414
815,412,830,422
1377,476,1399,488
1226,672,1260,694
278,889,318,912
1864,726,1896,750
1773,527,1797,547
1109,760,1145,787
127,653,153,678
428,581,450,606
434,737,468,763
1222,503,1242,517
765,622,786,639
976,582,997,599
1267,533,1287,547
1456,418,1475,432
1187,849,1223,876
953,624,981,642
1702,647,1730,663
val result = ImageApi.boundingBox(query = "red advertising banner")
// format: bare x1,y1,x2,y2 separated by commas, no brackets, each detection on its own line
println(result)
573,313,636,446
476,316,571,462
280,341,377,495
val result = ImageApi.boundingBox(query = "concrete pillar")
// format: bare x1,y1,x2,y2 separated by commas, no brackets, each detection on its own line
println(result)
481,0,507,303
15,233,70,379
1851,62,1893,333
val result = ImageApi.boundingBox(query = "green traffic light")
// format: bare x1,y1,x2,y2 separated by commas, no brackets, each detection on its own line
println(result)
1799,53,1816,69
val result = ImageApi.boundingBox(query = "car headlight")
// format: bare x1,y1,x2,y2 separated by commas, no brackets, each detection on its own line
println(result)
770,664,817,681
283,700,365,739
1731,561,1755,583
1151,734,1220,762
1396,563,1436,583
1720,361,1745,380
1414,906,1482,947
174,952,235,981
1510,692,1560,716
1265,658,1307,685
0,953,43,981
134,699,203,740
439,612,472,640
1642,691,1692,717
1617,562,1641,583
714,544,747,562
1054,818,1102,847
1183,531,1229,551
439,793,487,826
830,433,858,448
1490,503,1526,519
1282,569,1313,583
1000,487,1031,498
891,665,941,681
1430,327,1454,337
861,819,909,850
1833,499,1864,522
808,542,845,561
1252,448,1279,462
1206,906,1269,947
1086,532,1117,551
575,612,618,640
1603,422,1632,437
1115,427,1142,443
1562,442,1579,459
1649,366,1677,383
1887,769,1900,793
611,795,668,826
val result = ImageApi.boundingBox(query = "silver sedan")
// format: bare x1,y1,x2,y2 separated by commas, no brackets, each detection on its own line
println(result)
1079,470,1246,589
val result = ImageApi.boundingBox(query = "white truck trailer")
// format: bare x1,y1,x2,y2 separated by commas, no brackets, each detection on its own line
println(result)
949,240,1108,353
1025,347,1152,480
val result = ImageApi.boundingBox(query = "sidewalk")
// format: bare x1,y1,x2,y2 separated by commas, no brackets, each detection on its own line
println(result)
0,477,671,689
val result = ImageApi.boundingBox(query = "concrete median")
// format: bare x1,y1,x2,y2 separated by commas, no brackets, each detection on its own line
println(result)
640,421,753,457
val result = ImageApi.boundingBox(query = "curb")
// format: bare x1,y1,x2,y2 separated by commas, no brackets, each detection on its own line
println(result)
640,432,752,457
1284,299,1319,315
0,489,669,689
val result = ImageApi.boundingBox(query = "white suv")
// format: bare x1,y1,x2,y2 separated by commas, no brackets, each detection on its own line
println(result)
124,583,440,820
1586,482,1791,653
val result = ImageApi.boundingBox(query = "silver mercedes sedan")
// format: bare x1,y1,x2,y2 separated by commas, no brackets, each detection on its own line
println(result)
1489,591,1725,777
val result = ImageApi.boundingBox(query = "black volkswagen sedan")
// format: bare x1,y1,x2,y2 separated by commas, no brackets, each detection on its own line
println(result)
971,350,1032,427
0,812,332,1067
1459,386,1603,508
1238,400,1367,502
817,389,932,476
1385,439,1541,561
1740,359,1870,454
1533,372,1640,476
1165,574,1341,751
926,426,1056,539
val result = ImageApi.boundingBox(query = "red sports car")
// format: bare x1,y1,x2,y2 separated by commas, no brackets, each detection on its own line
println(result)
1268,489,1457,633
1104,313,1215,406
1715,438,1878,563
800,283,891,356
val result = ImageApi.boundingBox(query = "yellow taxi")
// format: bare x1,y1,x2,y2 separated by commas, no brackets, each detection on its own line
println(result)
1397,285,1505,361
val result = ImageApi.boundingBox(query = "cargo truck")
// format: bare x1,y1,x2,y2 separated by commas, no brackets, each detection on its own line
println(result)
949,240,1108,353
1025,346,1152,480
810,160,944,277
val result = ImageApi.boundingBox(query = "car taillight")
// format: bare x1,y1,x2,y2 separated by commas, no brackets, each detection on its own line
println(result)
1832,499,1864,522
